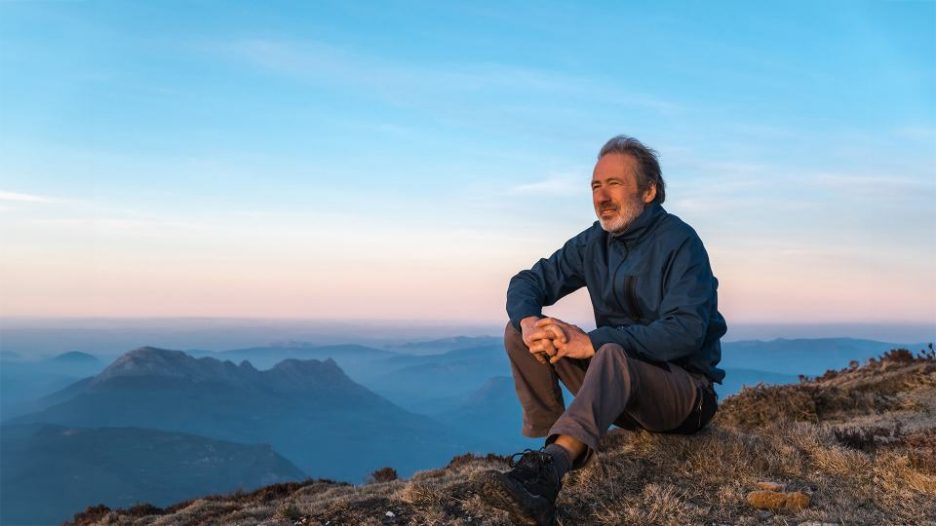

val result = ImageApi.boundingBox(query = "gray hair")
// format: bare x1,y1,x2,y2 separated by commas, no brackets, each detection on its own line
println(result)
598,135,665,204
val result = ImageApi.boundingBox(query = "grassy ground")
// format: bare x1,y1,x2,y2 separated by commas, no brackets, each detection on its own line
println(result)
68,347,936,526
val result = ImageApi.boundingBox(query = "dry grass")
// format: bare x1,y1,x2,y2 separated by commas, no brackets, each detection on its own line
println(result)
68,347,936,526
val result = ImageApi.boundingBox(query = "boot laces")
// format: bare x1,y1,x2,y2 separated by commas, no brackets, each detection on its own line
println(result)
508,448,559,489
509,448,553,469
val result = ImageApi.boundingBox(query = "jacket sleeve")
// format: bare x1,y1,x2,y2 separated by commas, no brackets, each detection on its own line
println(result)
587,234,717,363
506,231,589,331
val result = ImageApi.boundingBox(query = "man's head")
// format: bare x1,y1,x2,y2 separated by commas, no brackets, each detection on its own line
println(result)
591,135,665,234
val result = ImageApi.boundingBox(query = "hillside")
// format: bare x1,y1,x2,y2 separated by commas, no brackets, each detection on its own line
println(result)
67,346,936,525
1,424,305,526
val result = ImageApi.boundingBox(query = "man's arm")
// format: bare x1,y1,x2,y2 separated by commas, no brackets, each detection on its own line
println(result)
506,231,589,331
587,235,719,363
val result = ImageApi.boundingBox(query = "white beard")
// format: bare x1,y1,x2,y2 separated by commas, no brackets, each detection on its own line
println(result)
597,198,646,234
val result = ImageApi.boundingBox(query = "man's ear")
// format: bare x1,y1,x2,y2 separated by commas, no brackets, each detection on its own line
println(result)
642,183,657,204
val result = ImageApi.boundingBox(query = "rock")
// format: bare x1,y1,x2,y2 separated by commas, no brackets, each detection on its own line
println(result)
746,490,810,511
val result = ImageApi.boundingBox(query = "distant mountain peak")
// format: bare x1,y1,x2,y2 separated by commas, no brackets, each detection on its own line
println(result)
238,360,257,371
92,346,248,386
266,340,318,349
89,346,358,394
107,346,191,371
266,357,354,390
270,357,340,372
49,351,100,364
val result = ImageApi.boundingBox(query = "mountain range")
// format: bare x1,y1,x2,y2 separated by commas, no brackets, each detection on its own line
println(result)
8,347,476,480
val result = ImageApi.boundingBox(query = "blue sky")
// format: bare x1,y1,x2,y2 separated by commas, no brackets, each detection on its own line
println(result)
1,1,934,327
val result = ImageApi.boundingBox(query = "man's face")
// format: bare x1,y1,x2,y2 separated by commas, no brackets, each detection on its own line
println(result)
591,153,656,234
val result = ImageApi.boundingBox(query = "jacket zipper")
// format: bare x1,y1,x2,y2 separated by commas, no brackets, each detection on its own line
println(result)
610,241,629,315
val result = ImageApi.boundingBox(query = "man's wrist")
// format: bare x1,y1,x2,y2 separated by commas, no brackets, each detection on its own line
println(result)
510,310,543,331
519,316,541,338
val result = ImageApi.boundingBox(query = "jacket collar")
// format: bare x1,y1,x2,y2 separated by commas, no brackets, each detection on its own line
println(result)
609,202,666,244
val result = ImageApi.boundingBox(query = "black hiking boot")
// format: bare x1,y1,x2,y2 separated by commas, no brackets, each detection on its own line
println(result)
473,449,562,526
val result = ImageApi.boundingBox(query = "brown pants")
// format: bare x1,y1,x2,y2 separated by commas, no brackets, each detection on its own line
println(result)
505,323,714,467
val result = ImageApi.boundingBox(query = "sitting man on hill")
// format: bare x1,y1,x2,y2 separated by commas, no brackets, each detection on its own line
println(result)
476,135,727,526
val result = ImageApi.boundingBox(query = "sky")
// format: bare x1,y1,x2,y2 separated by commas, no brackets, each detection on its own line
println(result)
1,0,934,330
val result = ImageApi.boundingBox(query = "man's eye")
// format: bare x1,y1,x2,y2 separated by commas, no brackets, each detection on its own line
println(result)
608,180,619,186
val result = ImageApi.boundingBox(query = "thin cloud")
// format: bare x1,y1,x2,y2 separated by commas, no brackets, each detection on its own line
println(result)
812,171,935,194
209,37,680,114
0,190,61,204
509,175,584,196
29,217,210,235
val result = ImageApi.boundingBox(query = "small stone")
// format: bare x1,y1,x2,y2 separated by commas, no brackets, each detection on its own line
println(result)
385,511,396,518
756,481,784,491
746,490,811,511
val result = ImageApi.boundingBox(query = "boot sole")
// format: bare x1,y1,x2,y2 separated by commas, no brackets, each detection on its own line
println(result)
473,470,556,526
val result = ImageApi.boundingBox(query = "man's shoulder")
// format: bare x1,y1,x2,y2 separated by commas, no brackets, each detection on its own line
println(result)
566,221,605,246
655,208,704,245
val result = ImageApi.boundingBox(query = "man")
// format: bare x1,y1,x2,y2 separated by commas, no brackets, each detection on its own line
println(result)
475,135,726,526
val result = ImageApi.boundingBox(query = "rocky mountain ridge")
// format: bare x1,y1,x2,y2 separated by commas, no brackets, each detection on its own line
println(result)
92,346,353,390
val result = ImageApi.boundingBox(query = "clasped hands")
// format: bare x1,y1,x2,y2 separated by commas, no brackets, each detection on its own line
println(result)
520,316,596,365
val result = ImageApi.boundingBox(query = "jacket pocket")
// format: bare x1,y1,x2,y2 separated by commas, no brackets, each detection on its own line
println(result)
624,275,644,323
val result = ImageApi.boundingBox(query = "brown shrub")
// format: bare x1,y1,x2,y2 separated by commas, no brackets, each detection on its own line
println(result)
905,430,936,475
368,466,399,483
833,422,903,451
67,504,111,526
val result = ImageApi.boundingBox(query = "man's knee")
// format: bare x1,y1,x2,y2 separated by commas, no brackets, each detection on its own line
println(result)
592,343,629,365
504,321,527,356
590,343,640,393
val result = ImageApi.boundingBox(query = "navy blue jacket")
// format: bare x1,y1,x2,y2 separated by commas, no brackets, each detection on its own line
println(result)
506,202,727,384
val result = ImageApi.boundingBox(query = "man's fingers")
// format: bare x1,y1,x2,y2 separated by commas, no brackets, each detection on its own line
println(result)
541,339,557,357
549,350,564,364
544,324,568,343
525,328,556,343
531,339,556,355
549,345,570,364
534,317,560,329
529,339,556,356
534,317,569,343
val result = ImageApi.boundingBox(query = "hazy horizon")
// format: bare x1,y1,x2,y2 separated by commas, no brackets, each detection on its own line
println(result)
1,316,933,359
